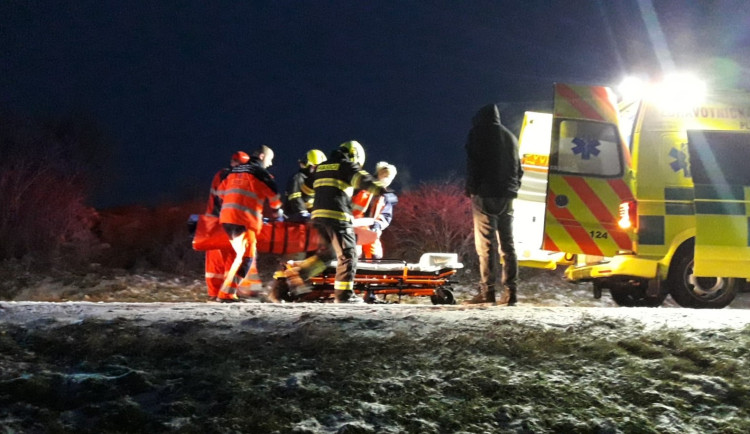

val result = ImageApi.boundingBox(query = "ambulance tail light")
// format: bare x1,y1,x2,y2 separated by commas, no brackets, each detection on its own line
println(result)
618,200,637,230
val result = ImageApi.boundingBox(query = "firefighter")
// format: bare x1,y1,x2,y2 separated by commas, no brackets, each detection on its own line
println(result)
352,161,398,259
217,145,282,303
283,149,327,222
286,140,388,303
201,151,248,302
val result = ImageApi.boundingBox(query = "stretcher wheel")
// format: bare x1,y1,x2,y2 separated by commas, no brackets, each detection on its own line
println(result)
269,278,295,303
430,288,455,305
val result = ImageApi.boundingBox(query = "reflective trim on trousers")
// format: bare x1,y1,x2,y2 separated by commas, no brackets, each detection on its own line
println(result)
334,280,354,290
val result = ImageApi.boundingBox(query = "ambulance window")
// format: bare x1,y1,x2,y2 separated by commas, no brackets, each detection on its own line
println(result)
554,120,622,177
688,131,750,186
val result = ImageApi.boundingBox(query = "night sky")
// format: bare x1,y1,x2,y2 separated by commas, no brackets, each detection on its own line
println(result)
2,1,748,208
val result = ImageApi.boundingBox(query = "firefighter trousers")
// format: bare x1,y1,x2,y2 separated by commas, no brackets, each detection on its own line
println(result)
298,219,357,291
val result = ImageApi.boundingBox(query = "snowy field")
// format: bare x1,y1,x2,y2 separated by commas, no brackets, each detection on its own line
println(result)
2,267,750,433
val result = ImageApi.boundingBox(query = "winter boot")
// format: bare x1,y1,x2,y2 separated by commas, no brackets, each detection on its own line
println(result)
498,287,517,306
284,266,311,296
217,293,240,303
462,288,496,306
334,290,364,303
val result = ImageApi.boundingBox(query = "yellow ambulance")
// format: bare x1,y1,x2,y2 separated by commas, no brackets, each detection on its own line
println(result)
514,77,750,308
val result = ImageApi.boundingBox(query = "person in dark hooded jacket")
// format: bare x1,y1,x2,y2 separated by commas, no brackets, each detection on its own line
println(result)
464,103,523,306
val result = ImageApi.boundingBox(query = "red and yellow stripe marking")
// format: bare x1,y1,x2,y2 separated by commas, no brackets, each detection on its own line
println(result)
554,83,632,168
545,190,605,256
544,177,634,256
563,177,632,249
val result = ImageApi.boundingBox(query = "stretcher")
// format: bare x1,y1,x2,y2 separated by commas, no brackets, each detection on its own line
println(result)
270,253,462,304
189,216,377,254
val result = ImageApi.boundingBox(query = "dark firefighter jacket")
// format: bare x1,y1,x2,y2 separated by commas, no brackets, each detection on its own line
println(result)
301,148,386,226
283,168,312,218
465,103,523,198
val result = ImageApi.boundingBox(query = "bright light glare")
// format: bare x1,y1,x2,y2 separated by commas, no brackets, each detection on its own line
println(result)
617,76,645,103
649,73,706,110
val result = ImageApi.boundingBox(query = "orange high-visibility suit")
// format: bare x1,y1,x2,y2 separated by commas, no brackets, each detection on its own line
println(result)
351,190,397,259
217,157,281,300
202,167,235,299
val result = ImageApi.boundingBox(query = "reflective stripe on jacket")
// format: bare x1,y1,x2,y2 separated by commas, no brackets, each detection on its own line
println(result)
219,159,281,232
352,190,398,231
303,149,385,225
205,168,230,216
351,190,374,219
283,169,312,219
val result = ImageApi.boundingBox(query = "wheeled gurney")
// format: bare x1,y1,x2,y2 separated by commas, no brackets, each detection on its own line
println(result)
271,253,462,304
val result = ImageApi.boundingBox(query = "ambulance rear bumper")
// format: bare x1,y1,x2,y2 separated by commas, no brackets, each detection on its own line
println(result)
517,248,574,270
564,255,659,282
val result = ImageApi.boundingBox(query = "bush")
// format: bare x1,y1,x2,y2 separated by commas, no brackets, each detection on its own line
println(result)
95,201,204,274
0,112,104,262
382,179,477,270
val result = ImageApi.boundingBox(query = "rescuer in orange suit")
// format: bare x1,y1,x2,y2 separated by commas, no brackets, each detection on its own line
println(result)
352,161,398,259
217,145,282,303
202,151,250,302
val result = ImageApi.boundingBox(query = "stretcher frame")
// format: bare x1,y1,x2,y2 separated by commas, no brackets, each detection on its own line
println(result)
271,253,462,304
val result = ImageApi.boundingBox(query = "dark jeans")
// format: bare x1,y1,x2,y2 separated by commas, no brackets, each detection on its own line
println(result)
471,196,518,294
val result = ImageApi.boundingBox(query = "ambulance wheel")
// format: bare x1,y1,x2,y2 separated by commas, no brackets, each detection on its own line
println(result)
609,283,667,307
430,288,456,305
667,247,739,309
269,278,294,303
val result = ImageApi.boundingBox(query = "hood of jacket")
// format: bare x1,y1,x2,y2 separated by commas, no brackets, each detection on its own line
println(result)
472,104,501,128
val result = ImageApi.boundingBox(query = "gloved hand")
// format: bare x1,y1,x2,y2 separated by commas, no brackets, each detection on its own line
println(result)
271,208,285,221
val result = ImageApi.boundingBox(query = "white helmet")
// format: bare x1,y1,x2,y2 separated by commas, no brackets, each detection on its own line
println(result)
340,140,365,166
375,161,397,187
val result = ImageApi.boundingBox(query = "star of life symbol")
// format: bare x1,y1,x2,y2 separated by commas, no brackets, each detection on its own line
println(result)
571,137,600,160
669,145,690,177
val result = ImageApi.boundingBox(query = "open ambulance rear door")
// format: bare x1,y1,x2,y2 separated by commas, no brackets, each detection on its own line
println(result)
687,130,750,278
513,111,570,269
542,83,635,257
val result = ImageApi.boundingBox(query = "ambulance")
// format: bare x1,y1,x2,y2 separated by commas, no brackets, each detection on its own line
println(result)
513,76,750,308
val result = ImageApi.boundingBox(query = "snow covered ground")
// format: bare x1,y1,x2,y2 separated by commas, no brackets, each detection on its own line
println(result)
1,267,750,432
